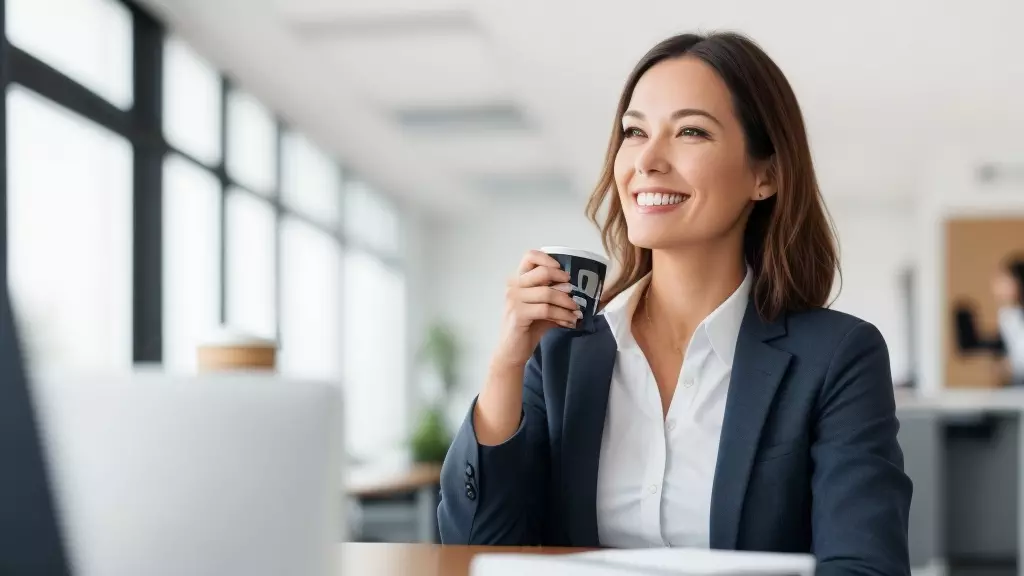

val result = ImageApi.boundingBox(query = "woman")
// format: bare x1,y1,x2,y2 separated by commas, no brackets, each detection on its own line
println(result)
437,32,912,575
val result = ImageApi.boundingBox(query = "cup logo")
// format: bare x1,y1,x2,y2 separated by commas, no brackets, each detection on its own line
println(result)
572,269,600,313
577,270,599,298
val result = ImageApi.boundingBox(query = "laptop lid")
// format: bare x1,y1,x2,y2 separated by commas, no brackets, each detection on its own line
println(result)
32,370,342,576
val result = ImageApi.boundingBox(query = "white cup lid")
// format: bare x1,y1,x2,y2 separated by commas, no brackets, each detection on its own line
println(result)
540,246,609,266
200,326,277,348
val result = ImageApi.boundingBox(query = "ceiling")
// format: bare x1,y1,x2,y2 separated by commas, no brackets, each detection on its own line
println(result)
134,0,1024,217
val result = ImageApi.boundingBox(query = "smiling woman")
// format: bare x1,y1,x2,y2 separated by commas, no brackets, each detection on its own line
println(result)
587,32,837,320
437,31,911,576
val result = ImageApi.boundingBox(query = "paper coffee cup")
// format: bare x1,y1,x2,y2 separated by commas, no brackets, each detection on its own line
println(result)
196,327,277,373
540,246,609,333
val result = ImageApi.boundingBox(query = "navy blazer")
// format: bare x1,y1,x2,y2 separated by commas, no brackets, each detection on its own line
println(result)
437,302,913,576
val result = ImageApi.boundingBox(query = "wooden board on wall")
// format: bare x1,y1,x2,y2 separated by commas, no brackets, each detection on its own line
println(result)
945,218,1024,388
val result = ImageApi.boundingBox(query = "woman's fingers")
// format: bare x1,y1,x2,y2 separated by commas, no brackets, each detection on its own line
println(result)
503,249,580,330
516,264,570,289
517,302,580,327
516,285,581,313
516,250,563,276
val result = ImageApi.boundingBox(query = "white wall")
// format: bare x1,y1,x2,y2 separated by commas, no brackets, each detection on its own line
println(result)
402,209,431,426
829,204,915,385
425,195,916,421
425,195,604,422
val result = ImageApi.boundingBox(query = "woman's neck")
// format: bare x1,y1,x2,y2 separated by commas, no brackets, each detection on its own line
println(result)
645,242,747,338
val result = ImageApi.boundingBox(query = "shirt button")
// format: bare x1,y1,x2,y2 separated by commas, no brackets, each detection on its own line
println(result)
649,484,659,495
683,379,695,388
666,419,676,431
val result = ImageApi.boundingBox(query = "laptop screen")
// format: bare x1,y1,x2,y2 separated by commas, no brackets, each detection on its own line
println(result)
0,292,72,575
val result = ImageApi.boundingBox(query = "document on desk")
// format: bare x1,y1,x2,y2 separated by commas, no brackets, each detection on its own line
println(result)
470,547,815,576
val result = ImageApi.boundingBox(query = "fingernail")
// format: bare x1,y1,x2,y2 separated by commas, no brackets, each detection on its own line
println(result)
561,321,575,329
574,310,584,319
552,283,573,293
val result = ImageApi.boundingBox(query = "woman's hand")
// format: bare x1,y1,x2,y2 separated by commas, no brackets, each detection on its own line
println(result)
492,250,582,369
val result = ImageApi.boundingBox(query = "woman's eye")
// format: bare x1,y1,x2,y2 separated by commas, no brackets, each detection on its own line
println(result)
623,127,645,139
679,127,709,138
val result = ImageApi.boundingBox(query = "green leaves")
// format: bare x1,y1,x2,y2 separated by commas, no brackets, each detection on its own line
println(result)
418,322,460,396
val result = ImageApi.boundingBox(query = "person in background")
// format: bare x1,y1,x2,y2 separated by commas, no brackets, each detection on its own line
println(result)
992,257,1024,383
437,31,912,576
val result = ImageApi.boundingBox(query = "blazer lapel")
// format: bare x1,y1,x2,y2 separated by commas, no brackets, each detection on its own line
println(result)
709,301,792,550
561,324,616,547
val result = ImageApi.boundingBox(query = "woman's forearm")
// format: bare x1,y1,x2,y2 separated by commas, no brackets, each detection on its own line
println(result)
473,361,526,446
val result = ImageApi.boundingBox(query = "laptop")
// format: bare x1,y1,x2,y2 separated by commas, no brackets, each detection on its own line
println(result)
0,292,344,576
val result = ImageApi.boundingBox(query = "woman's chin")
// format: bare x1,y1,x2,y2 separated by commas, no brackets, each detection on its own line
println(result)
627,230,691,251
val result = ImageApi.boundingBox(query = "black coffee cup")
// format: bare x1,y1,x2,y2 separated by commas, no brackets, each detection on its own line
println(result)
541,246,609,333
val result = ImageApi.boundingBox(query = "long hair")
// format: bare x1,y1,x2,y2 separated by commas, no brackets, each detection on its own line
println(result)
586,32,839,321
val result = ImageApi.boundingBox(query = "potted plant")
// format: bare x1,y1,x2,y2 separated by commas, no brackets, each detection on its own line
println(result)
411,322,459,463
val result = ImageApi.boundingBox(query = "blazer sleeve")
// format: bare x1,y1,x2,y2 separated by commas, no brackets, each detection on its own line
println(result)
811,321,913,576
436,345,550,545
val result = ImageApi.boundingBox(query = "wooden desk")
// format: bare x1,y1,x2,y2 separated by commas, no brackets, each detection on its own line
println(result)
340,543,585,576
347,463,442,499
347,463,443,543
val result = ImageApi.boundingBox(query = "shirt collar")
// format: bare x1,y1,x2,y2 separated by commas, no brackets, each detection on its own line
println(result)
601,266,753,366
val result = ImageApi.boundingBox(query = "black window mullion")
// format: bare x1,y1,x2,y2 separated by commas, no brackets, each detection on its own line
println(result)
7,47,134,138
218,76,229,325
130,3,164,363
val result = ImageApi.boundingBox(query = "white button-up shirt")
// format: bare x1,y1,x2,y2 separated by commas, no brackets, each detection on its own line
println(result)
999,306,1024,378
596,268,752,548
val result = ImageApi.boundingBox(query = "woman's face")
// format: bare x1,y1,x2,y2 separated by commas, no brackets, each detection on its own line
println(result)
614,56,775,250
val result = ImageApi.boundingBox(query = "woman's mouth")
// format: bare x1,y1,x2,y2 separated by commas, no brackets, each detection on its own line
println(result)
633,191,690,213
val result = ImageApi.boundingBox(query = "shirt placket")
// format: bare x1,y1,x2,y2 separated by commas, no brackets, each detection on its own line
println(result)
640,364,667,546
659,336,707,546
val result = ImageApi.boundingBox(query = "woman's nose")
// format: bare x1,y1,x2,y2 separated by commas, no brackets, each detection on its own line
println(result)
635,138,670,176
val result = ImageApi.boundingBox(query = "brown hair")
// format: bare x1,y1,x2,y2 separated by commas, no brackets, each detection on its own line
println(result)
586,32,839,321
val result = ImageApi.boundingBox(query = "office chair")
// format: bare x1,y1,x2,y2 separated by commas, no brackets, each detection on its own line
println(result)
953,302,1006,354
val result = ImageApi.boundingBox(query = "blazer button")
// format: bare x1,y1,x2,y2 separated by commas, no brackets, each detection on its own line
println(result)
465,483,477,501
465,463,475,478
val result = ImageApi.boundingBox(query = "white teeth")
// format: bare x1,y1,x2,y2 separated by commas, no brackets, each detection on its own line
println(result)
636,192,687,207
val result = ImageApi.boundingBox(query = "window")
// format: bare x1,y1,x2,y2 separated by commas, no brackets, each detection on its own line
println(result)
342,250,407,458
345,180,400,257
163,154,222,372
6,86,133,371
225,188,276,339
6,0,133,109
279,218,341,380
163,37,222,166
282,131,340,226
226,89,277,194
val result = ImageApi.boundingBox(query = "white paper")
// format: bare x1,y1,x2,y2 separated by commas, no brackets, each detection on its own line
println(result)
470,547,815,576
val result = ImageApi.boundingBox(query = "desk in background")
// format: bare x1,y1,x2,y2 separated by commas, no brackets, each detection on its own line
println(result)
341,543,583,576
897,388,1024,574
347,463,442,543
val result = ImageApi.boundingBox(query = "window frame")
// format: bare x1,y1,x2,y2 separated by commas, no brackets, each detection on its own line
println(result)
0,0,405,366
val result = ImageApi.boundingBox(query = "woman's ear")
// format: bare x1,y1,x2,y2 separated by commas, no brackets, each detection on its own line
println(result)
752,158,778,201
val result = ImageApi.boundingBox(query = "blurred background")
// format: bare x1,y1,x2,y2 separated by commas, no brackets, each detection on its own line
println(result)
4,0,1024,574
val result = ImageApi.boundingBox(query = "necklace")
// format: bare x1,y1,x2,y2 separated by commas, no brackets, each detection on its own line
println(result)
644,283,684,355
